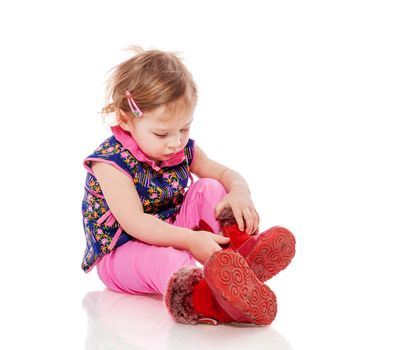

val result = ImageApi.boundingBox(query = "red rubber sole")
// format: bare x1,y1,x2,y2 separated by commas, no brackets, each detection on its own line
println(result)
204,250,277,325
245,226,296,282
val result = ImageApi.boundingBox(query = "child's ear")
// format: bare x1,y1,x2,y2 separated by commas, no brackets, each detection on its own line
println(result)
116,108,132,132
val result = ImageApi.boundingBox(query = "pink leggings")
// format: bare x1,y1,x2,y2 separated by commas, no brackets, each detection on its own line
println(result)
96,178,227,295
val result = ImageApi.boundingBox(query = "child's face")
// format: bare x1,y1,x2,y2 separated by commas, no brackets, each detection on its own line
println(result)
119,104,194,164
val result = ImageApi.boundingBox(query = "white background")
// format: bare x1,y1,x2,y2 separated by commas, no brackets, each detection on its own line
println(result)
1,1,394,349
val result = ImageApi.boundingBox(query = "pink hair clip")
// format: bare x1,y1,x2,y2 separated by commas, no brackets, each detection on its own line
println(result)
125,90,143,118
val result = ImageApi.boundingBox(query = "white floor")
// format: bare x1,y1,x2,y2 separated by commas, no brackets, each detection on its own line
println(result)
80,235,394,350
82,289,293,350
3,216,394,350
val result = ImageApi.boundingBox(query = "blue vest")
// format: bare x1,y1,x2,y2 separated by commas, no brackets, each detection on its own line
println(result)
81,133,195,272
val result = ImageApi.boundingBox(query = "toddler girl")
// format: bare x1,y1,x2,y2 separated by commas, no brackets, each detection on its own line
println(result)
81,47,295,325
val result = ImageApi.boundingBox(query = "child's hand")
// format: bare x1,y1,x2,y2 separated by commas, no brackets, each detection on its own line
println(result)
215,187,260,235
187,230,230,264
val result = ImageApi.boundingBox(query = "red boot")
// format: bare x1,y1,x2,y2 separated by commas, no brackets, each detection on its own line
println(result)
200,207,296,282
165,250,277,325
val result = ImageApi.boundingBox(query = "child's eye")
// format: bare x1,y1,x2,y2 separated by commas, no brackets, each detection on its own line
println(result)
181,128,190,133
154,133,167,138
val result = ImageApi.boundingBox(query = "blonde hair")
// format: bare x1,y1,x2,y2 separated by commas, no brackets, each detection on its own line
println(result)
102,46,198,121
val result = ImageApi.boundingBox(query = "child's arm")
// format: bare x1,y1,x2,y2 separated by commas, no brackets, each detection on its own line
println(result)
190,145,260,235
91,162,229,263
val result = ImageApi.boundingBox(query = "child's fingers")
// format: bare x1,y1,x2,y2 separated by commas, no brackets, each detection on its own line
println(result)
233,208,245,232
255,209,261,225
244,208,259,235
252,209,260,233
213,234,230,244
243,209,254,234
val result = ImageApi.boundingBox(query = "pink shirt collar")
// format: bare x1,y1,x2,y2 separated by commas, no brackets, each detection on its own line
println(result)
111,126,186,171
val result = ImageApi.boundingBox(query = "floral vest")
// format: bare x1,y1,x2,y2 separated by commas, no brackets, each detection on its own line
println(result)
81,126,195,272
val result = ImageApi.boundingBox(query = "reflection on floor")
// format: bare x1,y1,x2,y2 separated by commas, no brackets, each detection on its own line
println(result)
83,289,293,350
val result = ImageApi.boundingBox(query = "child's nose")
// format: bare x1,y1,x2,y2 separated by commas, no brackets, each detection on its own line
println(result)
167,135,181,149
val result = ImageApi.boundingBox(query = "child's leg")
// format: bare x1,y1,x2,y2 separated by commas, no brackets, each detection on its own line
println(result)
96,178,226,296
172,178,227,232
97,240,196,295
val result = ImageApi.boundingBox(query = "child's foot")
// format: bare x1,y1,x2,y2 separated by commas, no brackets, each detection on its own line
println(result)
165,250,277,325
204,250,277,325
207,207,296,282
243,226,296,281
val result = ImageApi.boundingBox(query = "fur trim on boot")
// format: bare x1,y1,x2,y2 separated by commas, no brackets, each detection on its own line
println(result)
216,206,238,227
165,267,205,324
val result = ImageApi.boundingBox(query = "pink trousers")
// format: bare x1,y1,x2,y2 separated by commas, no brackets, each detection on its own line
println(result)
96,178,227,295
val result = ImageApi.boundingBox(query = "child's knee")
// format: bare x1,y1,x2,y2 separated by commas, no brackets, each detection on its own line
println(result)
195,178,226,195
165,247,196,271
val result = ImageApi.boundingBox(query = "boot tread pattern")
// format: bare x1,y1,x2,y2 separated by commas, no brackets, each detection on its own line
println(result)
247,227,296,281
205,250,277,325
